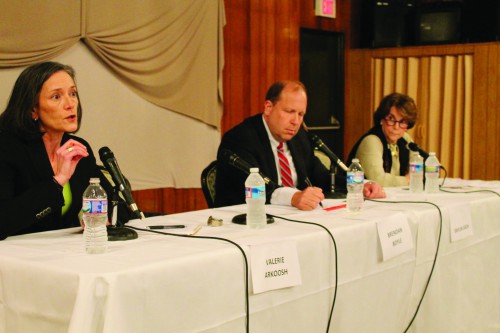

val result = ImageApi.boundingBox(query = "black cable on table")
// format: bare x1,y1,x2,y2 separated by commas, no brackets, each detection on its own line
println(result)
126,225,250,333
267,214,338,333
367,199,443,333
439,188,500,197
371,188,499,331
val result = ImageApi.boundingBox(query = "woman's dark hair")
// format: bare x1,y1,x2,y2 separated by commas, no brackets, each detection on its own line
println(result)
0,61,82,138
265,80,307,104
373,93,417,129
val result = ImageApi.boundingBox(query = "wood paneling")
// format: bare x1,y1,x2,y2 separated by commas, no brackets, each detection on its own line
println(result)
222,0,349,134
132,188,207,215
471,43,500,180
344,50,372,159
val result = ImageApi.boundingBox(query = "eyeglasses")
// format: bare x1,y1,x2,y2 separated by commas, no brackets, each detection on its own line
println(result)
384,115,409,129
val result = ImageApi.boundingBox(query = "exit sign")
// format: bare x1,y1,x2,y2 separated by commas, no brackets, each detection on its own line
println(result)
315,0,336,18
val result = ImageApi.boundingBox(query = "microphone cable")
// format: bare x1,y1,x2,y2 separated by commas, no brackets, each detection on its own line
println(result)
126,225,251,333
366,199,443,333
439,166,448,187
406,141,450,188
439,187,500,198
266,214,338,333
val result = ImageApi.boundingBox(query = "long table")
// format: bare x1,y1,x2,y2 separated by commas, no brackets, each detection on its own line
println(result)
0,180,499,333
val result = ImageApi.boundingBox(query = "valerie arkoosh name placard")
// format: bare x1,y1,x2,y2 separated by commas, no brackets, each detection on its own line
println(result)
250,240,302,294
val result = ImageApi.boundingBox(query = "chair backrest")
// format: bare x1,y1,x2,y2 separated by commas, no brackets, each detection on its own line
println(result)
201,160,217,208
314,149,331,170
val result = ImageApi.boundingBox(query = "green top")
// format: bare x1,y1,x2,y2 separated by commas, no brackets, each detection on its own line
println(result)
61,182,72,216
355,132,412,187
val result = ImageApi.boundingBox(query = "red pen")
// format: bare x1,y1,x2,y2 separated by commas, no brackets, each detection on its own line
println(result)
324,203,347,211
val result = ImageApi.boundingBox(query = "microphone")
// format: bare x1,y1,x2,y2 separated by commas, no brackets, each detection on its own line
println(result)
219,148,275,226
407,142,429,159
407,142,447,172
219,149,277,188
99,147,144,221
220,148,253,175
309,134,349,172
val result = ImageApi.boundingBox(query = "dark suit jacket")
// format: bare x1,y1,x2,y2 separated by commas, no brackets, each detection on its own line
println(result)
0,131,114,240
214,114,331,207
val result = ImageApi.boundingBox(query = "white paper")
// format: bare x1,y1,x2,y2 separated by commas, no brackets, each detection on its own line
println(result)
250,241,302,294
448,203,474,242
377,213,414,261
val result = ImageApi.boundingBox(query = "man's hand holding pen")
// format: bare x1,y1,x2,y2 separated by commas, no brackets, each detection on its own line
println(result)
291,178,325,210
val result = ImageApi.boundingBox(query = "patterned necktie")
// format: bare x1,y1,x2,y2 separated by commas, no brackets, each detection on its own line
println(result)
277,142,294,187
388,143,399,158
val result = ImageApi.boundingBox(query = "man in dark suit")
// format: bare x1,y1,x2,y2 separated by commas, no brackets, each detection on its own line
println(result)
215,80,385,210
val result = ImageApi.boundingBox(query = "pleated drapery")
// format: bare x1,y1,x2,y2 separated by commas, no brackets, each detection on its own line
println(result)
371,55,473,179
0,0,225,128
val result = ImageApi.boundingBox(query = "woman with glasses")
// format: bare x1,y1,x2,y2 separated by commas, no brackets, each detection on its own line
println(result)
347,93,418,186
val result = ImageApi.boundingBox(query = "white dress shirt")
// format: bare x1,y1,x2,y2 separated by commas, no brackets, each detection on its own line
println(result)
261,116,299,206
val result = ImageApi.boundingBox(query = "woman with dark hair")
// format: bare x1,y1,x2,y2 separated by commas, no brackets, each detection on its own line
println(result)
347,93,418,187
0,61,113,240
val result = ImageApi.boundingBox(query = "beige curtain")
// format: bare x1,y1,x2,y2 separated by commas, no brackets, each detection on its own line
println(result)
0,0,225,128
371,55,473,179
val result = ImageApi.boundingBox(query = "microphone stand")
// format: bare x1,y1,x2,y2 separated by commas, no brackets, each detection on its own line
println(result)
107,185,138,241
324,165,346,199
231,179,277,225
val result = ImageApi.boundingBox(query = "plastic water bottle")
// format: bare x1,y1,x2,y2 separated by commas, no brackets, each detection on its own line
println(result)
82,178,108,254
346,158,364,213
409,151,424,193
245,168,266,229
425,152,440,194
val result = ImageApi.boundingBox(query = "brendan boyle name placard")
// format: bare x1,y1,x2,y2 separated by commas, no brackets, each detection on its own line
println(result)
376,212,414,261
250,241,302,294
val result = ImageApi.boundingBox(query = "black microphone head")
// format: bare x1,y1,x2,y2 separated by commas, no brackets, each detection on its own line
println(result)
219,148,238,166
98,146,126,187
220,149,278,189
309,133,322,145
407,142,419,151
407,142,429,159
219,148,233,161
99,146,114,163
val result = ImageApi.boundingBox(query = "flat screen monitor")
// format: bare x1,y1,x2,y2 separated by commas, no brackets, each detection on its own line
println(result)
416,3,462,44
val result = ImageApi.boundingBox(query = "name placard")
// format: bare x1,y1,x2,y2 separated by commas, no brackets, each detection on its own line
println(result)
449,203,473,242
250,241,302,294
377,213,413,261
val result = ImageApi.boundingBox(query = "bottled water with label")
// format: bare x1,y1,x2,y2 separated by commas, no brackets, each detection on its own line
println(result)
409,151,424,193
245,168,266,229
82,178,108,254
425,152,440,194
347,158,364,213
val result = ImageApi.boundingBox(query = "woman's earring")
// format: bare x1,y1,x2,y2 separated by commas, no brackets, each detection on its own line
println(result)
33,116,38,122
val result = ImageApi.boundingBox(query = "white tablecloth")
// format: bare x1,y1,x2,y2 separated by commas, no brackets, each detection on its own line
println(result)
0,180,499,333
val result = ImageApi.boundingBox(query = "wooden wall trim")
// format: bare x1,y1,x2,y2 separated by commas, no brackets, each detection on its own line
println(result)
132,188,207,215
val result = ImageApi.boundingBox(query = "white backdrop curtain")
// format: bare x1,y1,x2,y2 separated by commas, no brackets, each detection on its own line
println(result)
0,0,225,190
371,55,473,179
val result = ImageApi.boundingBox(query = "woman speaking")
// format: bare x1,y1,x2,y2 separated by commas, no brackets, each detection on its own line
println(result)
0,62,116,240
